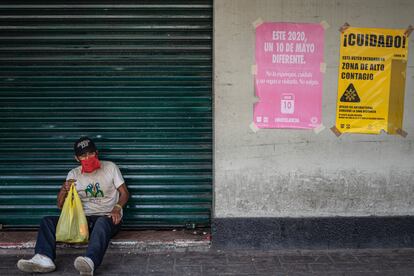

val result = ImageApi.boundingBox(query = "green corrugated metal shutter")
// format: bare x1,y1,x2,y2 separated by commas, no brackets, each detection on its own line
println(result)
0,1,212,228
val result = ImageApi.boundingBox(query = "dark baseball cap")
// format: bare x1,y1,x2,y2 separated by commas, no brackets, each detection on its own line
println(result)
74,136,97,156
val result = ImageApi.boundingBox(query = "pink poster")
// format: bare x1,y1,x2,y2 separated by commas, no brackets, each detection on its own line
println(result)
254,22,325,129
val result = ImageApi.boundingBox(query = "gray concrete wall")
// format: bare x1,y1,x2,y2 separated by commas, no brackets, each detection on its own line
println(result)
214,0,414,218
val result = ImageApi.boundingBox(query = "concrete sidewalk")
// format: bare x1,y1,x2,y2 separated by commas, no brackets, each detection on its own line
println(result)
0,229,211,251
2,247,414,275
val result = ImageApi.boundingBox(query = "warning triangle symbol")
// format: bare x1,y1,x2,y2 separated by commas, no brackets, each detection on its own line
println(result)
340,83,360,102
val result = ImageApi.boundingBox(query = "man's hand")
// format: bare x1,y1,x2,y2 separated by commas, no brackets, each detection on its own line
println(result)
57,179,76,209
62,179,75,193
109,206,122,225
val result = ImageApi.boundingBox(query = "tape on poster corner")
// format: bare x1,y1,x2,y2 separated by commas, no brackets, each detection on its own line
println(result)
396,128,408,138
252,18,264,29
251,64,258,75
320,63,327,73
313,124,326,134
404,25,413,37
330,126,342,137
339,22,350,33
320,20,330,30
249,122,260,133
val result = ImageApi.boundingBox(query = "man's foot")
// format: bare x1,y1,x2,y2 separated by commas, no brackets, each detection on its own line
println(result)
17,254,56,273
74,256,94,276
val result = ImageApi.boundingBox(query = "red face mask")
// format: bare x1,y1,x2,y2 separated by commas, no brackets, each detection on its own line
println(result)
80,155,101,173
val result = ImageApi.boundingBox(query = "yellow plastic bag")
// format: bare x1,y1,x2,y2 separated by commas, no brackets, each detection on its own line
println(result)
56,184,89,243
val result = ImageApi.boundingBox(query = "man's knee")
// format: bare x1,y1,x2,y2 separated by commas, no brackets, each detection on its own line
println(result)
40,216,58,227
92,216,121,237
93,216,113,231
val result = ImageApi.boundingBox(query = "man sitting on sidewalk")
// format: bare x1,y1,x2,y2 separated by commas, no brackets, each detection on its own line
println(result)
17,137,130,276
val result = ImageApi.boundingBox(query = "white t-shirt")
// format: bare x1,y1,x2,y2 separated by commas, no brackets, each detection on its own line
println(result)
66,160,125,216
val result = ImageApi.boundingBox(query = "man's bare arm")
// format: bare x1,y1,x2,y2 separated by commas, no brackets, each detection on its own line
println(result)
109,183,130,224
57,179,74,209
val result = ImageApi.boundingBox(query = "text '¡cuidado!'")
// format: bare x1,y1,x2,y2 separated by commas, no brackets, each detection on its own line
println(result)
343,33,406,48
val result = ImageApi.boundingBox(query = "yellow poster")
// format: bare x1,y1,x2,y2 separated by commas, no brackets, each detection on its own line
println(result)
335,27,409,134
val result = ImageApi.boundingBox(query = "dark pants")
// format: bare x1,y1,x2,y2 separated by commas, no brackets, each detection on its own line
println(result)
35,215,121,268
